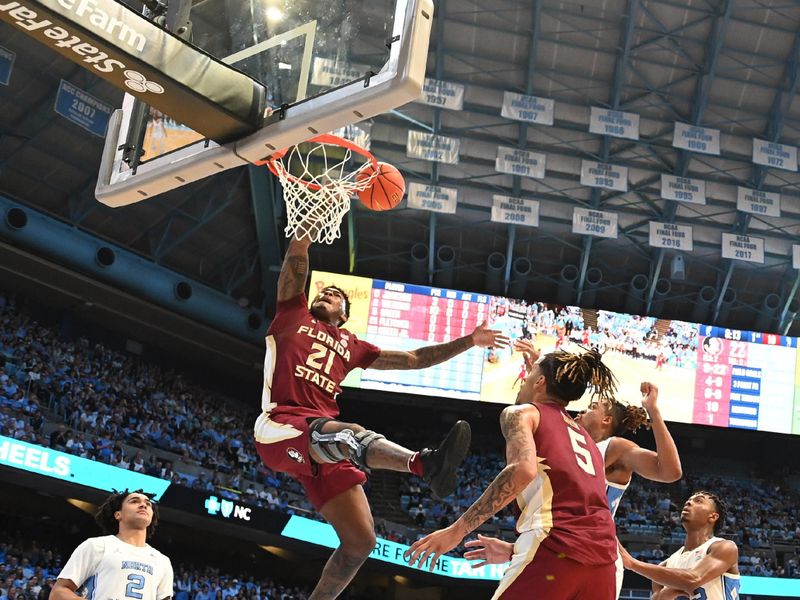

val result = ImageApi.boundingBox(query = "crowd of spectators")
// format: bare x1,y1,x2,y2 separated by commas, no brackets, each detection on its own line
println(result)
2,289,800,573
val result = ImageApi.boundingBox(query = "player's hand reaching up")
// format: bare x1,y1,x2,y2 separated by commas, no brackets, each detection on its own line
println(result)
463,535,514,568
513,338,540,370
471,320,510,349
640,381,659,414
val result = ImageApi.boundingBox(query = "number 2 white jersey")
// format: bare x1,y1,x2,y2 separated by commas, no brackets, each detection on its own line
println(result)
665,537,741,600
58,535,174,600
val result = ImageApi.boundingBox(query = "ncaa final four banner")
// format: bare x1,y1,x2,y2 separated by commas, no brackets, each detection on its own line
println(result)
0,0,264,142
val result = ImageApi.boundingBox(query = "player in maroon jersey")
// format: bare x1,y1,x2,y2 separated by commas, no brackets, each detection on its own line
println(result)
255,234,509,600
405,348,619,599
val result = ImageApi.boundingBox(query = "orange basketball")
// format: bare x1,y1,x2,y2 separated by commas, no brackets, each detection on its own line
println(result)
357,162,406,211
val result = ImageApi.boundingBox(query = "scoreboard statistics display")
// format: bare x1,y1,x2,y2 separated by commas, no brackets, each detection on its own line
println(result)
310,271,800,436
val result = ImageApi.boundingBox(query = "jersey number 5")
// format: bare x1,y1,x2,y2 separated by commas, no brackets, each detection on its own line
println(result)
125,574,146,599
567,428,596,476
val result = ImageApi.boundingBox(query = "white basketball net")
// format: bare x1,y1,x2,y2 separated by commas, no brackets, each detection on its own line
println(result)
269,138,378,245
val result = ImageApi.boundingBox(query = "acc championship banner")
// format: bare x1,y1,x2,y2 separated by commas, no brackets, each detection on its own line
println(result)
649,221,693,251
0,435,171,500
55,79,113,138
752,139,797,172
572,208,618,239
406,131,460,164
660,174,706,205
580,160,628,192
407,182,458,214
0,45,14,85
311,57,369,87
736,187,780,218
501,92,554,125
589,107,639,140
721,233,765,264
495,146,546,179
673,123,720,155
418,78,464,110
491,195,539,227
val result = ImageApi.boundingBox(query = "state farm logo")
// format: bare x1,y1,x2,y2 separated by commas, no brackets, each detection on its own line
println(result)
124,70,164,94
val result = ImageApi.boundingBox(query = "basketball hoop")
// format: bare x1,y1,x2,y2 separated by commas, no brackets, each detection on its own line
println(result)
257,134,379,245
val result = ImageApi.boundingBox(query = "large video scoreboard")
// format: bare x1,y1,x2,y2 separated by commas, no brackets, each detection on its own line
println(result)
310,271,800,436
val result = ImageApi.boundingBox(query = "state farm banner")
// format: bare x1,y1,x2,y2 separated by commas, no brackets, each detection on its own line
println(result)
407,182,458,214
406,131,460,164
672,123,720,155
589,107,639,140
501,92,554,125
0,0,265,142
580,160,628,192
660,175,706,205
417,78,464,110
752,139,798,172
495,146,546,179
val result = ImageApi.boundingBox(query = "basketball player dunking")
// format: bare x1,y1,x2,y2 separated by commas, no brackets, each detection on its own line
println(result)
254,233,509,600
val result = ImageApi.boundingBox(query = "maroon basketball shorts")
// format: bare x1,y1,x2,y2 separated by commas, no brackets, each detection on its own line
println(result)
254,411,366,510
492,531,616,600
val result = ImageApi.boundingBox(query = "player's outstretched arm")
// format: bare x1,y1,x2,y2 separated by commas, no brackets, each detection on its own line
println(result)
277,237,312,302
615,382,682,483
619,540,738,591
463,535,514,568
370,319,510,370
404,405,538,571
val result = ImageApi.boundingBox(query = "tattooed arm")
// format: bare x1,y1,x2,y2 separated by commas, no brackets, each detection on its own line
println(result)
277,237,312,302
370,320,510,370
404,404,539,571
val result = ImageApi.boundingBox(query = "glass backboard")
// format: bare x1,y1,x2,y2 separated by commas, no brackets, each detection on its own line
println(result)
96,0,433,207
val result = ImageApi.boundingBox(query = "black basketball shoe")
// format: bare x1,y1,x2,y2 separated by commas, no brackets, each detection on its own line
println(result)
420,420,472,498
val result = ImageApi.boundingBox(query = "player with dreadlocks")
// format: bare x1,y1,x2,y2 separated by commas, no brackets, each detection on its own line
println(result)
619,490,740,600
50,490,173,600
406,348,621,600
464,339,683,599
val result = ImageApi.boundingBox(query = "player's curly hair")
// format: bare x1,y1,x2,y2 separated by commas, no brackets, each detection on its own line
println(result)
694,490,726,534
95,489,159,539
539,349,617,404
606,399,650,435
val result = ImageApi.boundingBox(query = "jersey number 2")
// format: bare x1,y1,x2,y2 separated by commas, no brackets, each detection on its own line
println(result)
125,574,145,599
567,428,596,476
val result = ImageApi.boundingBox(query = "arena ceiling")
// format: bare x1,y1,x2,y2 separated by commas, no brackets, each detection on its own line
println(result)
3,0,800,344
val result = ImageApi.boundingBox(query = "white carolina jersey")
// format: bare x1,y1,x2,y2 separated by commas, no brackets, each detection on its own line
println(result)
665,537,741,600
58,536,174,600
596,437,630,517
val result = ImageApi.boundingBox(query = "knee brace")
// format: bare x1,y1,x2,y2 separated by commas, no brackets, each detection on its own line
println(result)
309,420,385,469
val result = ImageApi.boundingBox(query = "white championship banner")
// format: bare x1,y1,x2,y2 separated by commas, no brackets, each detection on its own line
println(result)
311,57,370,87
407,182,458,214
491,195,540,227
406,131,460,164
572,207,618,239
648,221,693,251
721,233,765,264
495,146,546,179
501,92,554,125
660,174,706,205
736,187,781,218
673,123,720,155
580,160,628,192
332,122,371,150
752,139,798,172
589,107,640,140
417,78,464,110
794,245,800,270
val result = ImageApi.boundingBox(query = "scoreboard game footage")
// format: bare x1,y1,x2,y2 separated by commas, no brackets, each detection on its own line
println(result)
310,271,800,436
